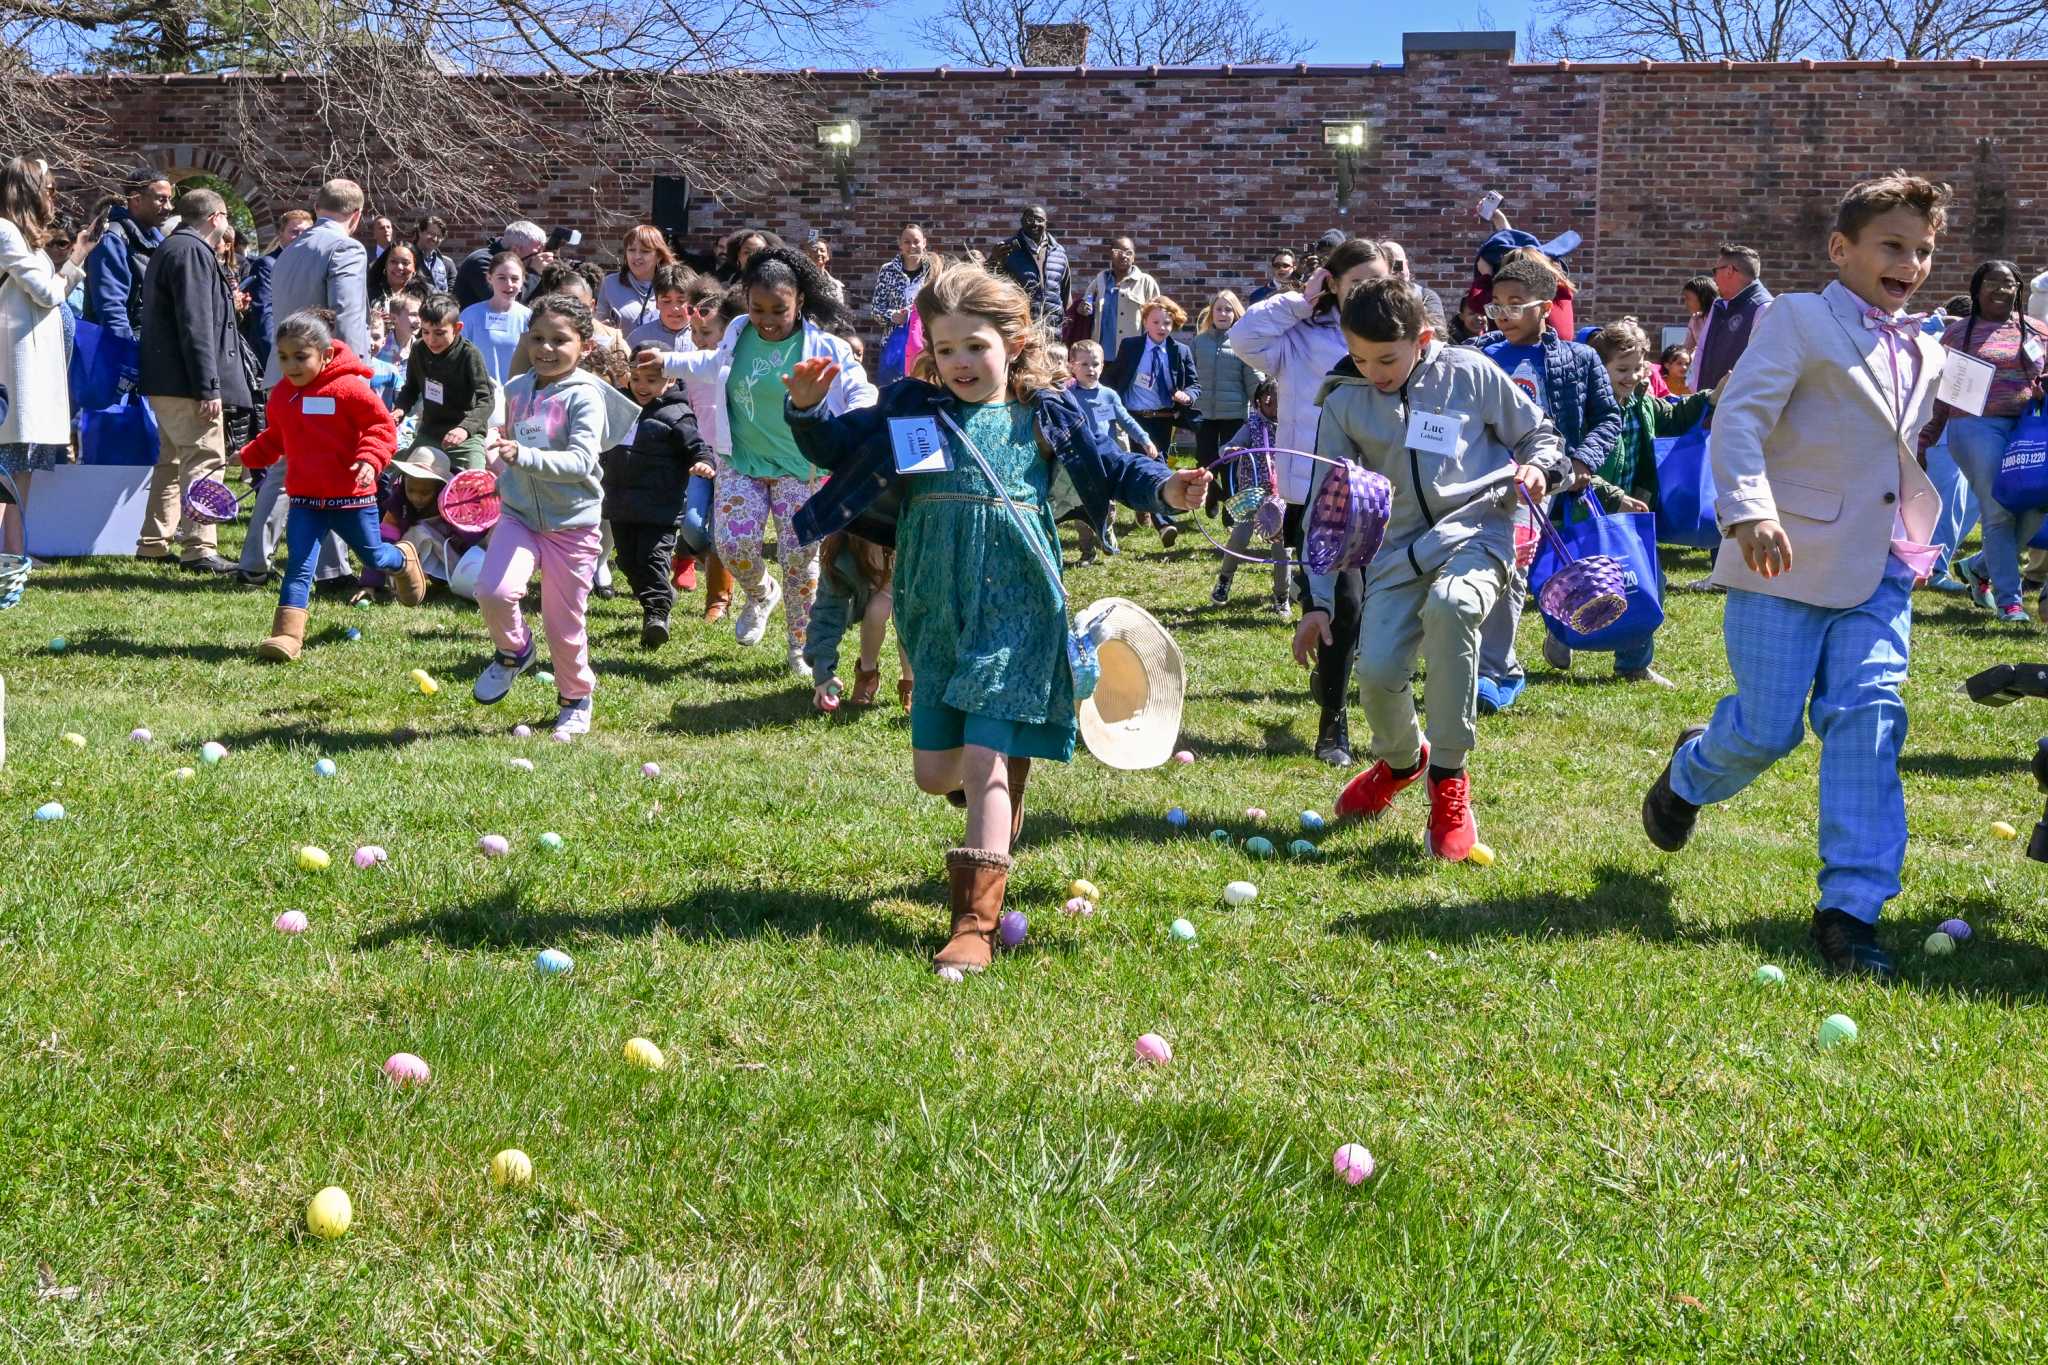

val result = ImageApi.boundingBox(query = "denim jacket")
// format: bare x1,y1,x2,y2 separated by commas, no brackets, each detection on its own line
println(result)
788,379,1173,550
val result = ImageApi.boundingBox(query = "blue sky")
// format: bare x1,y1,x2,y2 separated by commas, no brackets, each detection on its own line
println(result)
858,0,1536,67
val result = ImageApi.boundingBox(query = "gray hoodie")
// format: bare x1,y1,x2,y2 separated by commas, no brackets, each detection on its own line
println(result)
1306,340,1567,608
497,367,641,532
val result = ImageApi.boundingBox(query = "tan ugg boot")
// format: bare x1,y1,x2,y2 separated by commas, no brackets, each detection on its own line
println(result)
1007,757,1031,844
936,847,1012,974
256,606,308,662
392,539,428,606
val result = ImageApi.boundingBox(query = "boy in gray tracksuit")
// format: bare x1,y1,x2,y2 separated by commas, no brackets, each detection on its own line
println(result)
1296,279,1570,861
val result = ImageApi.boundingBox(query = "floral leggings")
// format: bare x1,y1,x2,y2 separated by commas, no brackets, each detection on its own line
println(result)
713,468,820,650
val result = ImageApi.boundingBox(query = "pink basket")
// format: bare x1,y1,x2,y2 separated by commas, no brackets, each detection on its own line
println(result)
438,469,501,535
1302,459,1394,576
182,476,245,524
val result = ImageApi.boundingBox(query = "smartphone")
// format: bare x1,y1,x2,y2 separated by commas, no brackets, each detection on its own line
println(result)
1477,191,1504,221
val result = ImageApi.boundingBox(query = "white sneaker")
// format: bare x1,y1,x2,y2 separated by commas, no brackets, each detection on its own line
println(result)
473,641,536,704
787,648,813,680
734,574,781,647
552,698,593,740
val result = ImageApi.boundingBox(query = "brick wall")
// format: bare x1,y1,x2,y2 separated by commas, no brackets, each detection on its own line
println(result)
44,36,2048,342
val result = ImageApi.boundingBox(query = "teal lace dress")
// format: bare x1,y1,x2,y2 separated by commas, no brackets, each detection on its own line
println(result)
896,400,1077,761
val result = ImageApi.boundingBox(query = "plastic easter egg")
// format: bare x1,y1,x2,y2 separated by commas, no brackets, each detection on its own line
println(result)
1818,1013,1859,1049
1924,930,1956,957
351,846,386,870
1222,880,1258,906
1173,749,1195,764
408,668,439,696
998,910,1028,947
1063,896,1096,917
640,762,661,778
1992,820,2019,840
47,636,66,652
173,767,196,782
313,758,337,778
478,834,510,858
1243,836,1275,859
1753,964,1785,985
305,1186,352,1238
1468,843,1496,867
622,1037,666,1071
382,1052,430,1086
936,965,965,984
33,801,65,822
1245,807,1268,821
274,910,309,934
1289,838,1321,859
199,741,228,765
1300,811,1325,833
351,598,370,609
295,845,331,871
1069,879,1100,902
1134,1032,1172,1065
509,757,534,772
490,1149,534,1188
1939,917,1972,942
538,831,564,852
61,731,86,748
1166,806,1189,830
535,948,573,975
512,725,532,739
1333,1143,1375,1185
536,670,556,687
1169,917,1197,943
344,628,362,642
1210,829,1232,844
129,727,152,745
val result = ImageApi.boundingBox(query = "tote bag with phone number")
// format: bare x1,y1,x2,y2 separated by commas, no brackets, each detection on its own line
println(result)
1529,489,1665,651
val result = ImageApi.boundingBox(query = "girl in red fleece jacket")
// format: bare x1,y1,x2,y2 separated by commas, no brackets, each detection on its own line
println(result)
238,308,426,661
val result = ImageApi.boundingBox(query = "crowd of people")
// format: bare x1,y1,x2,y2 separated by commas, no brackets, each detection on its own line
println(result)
0,157,2024,979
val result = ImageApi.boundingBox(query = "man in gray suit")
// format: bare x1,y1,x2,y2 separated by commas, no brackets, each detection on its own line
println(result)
237,178,371,586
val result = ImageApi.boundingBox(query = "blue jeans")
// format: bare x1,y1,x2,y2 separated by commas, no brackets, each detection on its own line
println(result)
1923,435,1978,578
1671,564,1913,924
1947,414,2038,608
281,501,404,609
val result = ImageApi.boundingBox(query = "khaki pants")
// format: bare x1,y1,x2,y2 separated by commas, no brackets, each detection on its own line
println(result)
136,395,225,561
1354,540,1507,773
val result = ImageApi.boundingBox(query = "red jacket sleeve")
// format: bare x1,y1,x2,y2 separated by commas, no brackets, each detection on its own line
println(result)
239,417,286,471
341,377,398,474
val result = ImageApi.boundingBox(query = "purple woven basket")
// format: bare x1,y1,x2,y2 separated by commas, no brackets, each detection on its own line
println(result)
1303,461,1394,576
182,476,243,525
1538,555,1630,633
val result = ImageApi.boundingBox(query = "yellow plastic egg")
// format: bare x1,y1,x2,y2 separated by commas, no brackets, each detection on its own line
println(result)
1992,821,2019,840
409,669,440,696
61,732,86,748
622,1037,666,1071
295,845,332,871
1069,878,1100,902
489,1148,534,1188
305,1185,352,1238
1468,843,1496,867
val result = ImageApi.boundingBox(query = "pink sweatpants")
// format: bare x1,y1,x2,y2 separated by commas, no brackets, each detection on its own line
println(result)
475,516,604,700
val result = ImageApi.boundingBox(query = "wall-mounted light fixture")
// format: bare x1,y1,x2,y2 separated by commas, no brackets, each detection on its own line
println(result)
816,119,861,202
1322,120,1371,212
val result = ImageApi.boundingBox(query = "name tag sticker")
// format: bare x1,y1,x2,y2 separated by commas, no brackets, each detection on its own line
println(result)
514,417,547,444
301,396,337,416
423,379,445,405
1936,351,1995,417
1406,409,1465,456
622,422,640,447
889,416,951,474
2027,335,2046,367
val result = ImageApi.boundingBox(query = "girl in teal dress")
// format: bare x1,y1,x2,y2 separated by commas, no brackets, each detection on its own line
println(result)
784,264,1210,974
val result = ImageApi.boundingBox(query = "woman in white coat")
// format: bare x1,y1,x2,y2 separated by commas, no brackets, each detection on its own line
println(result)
1,156,98,589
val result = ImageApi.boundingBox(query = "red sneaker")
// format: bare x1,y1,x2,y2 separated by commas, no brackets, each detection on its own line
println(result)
1336,741,1429,820
672,557,698,592
1424,771,1477,862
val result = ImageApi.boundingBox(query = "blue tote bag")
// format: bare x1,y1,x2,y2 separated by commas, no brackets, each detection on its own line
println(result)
1652,429,1719,548
67,317,140,415
1993,401,2048,513
1529,490,1665,652
77,392,160,466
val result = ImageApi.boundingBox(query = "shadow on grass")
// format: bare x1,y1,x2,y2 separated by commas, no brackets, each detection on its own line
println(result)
1016,805,1432,875
50,630,244,664
1900,751,2031,779
1329,867,2048,1000
1175,723,1313,761
353,879,942,954
661,688,818,735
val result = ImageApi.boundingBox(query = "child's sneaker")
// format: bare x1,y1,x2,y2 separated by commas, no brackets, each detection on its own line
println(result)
734,575,781,647
1998,602,2031,626
787,647,813,680
1541,635,1572,672
1336,741,1429,821
1955,554,1994,609
1210,580,1230,605
1809,909,1895,981
473,641,536,704
1423,770,1478,861
551,696,592,741
1618,667,1676,688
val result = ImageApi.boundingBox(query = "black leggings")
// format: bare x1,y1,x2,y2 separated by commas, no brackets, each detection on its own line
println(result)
1284,502,1362,723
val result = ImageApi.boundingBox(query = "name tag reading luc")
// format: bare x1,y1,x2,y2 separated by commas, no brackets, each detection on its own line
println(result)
424,379,445,405
1406,409,1465,457
1936,351,1996,417
301,396,337,416
890,415,951,474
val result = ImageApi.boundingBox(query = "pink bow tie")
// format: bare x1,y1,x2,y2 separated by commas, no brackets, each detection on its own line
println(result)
1862,306,1927,340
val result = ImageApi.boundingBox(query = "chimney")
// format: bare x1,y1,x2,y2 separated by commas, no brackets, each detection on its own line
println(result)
1022,23,1090,66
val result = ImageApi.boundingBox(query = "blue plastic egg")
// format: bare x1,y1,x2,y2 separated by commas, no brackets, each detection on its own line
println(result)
1166,806,1189,829
1244,836,1276,859
33,801,65,822
1300,811,1325,833
312,758,337,778
1209,828,1231,844
344,627,362,642
535,948,573,975
1289,838,1322,859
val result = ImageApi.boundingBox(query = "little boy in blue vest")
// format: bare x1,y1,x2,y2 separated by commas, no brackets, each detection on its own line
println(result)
1642,172,1950,979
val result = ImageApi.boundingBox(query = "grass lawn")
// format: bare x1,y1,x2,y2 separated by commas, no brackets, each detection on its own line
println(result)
4,527,2048,1361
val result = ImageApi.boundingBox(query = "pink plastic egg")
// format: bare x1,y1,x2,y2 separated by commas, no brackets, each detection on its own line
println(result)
479,834,510,857
382,1052,430,1086
641,762,661,778
1063,896,1096,917
511,725,532,739
352,845,388,869
273,910,309,934
1245,807,1267,821
1333,1143,1375,1185
1134,1032,1172,1066
1173,749,1195,764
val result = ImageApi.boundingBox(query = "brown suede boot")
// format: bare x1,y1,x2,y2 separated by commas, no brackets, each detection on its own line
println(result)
1007,756,1031,844
256,606,308,662
936,847,1012,974
704,554,734,622
391,539,428,606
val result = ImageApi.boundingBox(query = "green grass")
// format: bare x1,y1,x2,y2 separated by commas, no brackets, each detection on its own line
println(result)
5,530,2048,1360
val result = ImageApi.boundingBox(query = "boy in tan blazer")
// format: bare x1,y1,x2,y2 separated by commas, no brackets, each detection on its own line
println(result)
1641,172,1952,981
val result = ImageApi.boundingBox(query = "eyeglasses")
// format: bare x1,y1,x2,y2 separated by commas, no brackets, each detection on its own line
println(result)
1483,300,1545,320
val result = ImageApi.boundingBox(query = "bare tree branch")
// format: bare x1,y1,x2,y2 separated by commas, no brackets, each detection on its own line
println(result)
1528,0,2048,61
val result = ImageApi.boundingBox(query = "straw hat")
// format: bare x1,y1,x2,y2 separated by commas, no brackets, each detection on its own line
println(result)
390,446,453,483
1076,598,1185,770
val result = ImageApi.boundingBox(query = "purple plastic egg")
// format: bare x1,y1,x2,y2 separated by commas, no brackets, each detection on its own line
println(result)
1939,917,1972,942
998,910,1028,947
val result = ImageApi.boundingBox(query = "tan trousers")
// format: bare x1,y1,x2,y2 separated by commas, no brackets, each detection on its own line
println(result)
1354,540,1507,773
136,395,225,561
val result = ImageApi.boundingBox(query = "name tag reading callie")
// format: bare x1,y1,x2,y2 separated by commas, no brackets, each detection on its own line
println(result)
890,415,951,474
1406,409,1465,457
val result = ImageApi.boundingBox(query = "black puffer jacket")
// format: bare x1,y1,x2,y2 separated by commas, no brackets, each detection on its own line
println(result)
602,385,709,526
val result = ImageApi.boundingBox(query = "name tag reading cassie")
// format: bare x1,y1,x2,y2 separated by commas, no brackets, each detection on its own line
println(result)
889,416,951,474
301,396,337,416
1936,351,1996,418
1406,409,1465,457
513,417,547,445
423,379,445,405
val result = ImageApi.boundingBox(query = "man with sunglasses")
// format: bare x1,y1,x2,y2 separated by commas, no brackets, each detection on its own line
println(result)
1248,248,1297,304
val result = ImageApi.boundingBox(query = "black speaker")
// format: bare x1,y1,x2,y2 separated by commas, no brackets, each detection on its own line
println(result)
651,176,691,244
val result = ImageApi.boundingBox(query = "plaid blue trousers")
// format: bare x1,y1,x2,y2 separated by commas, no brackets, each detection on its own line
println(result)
1671,562,1914,924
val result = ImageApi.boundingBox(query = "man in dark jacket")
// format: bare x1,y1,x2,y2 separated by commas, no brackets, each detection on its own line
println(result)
83,169,174,343
453,219,547,308
133,187,250,574
1692,243,1772,392
994,206,1069,322
604,373,711,648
